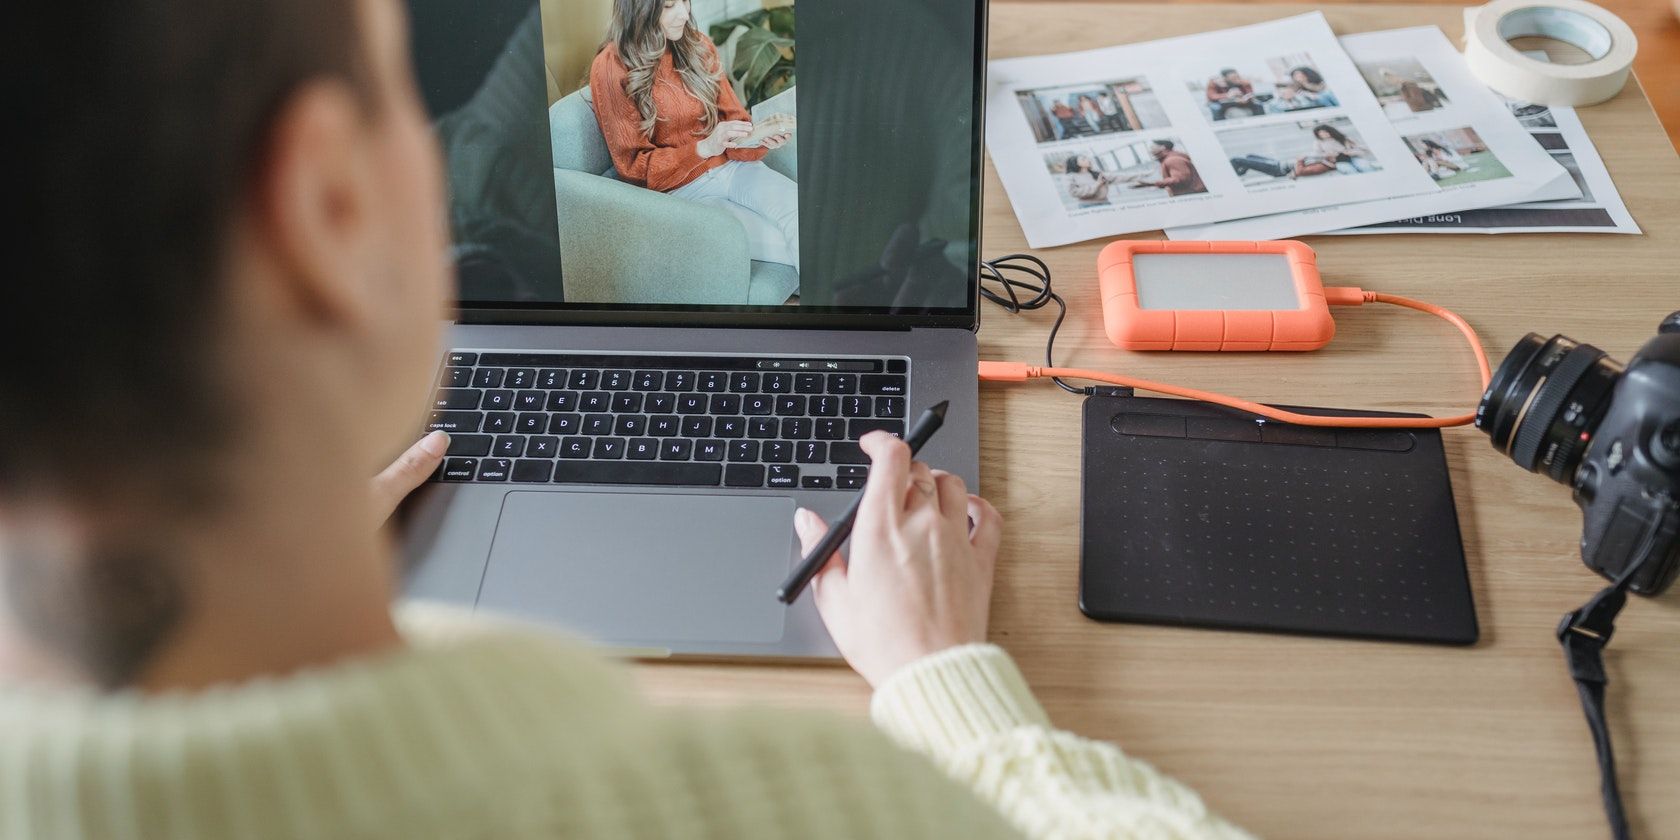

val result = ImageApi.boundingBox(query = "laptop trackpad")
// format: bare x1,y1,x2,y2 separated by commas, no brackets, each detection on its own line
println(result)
476,491,794,645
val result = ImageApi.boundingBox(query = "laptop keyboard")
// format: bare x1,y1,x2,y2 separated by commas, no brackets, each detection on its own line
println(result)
425,352,909,490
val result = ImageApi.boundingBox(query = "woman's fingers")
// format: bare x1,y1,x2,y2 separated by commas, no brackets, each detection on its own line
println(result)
795,508,851,619
370,431,450,523
931,470,969,521
905,461,938,512
793,507,843,568
967,495,1003,568
716,121,752,149
859,432,913,520
860,434,957,516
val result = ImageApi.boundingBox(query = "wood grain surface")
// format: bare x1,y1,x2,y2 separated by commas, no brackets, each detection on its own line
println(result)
633,5,1680,838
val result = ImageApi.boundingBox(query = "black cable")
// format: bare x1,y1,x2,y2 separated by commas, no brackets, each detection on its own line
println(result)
978,253,1086,395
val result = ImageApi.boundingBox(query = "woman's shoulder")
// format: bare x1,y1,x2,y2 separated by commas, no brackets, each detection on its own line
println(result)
590,43,627,81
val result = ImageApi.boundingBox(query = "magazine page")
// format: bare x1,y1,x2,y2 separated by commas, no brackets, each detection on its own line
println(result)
986,13,1433,248
1165,27,1578,241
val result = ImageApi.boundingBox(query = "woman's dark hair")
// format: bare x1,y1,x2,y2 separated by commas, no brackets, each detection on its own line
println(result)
7,1,370,500
1313,123,1351,145
1064,155,1088,173
1423,138,1449,153
1290,66,1324,85
1152,139,1175,151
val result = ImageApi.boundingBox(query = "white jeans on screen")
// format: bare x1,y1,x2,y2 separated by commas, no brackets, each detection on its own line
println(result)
671,160,800,270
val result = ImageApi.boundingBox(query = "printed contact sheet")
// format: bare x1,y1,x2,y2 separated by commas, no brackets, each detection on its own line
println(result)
985,13,1433,247
1166,27,1580,240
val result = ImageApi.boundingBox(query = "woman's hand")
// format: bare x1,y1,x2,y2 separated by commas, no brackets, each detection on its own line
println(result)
698,120,753,158
371,431,449,525
794,432,1004,687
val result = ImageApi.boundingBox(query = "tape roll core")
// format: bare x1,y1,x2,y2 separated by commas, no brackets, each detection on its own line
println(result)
1496,7,1613,60
1463,0,1637,107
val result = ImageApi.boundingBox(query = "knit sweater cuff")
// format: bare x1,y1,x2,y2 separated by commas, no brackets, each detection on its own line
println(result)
869,644,1050,759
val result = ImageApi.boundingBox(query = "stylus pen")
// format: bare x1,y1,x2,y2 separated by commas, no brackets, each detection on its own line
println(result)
776,400,949,605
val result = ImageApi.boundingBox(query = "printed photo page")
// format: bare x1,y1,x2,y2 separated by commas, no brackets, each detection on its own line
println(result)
985,13,1433,248
1166,26,1579,241
1342,50,1639,235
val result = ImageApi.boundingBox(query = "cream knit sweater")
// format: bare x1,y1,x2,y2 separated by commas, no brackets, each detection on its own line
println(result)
0,608,1252,840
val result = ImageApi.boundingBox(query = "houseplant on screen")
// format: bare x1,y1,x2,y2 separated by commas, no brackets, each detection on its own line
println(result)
709,2,795,108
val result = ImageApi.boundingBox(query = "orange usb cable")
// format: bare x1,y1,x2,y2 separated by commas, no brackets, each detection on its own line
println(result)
979,288,1493,430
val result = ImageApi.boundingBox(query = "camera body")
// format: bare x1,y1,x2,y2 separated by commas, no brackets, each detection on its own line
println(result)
1573,331,1680,593
1478,314,1680,594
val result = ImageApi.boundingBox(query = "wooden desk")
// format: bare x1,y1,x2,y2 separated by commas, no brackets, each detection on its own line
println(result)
637,5,1680,837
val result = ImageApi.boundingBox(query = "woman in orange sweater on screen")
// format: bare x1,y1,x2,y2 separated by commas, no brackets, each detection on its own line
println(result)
591,0,799,272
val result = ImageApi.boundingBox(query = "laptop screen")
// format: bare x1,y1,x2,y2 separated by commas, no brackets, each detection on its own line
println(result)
408,0,983,321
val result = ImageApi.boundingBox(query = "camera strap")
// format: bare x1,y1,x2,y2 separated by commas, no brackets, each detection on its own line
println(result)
1557,521,1667,840
1558,579,1636,840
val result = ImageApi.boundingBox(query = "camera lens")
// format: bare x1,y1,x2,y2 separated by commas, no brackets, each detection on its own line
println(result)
1477,334,1625,484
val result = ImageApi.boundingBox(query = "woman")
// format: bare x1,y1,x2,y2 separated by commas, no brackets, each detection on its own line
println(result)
1097,90,1128,132
591,0,799,271
1381,68,1442,112
1064,154,1121,205
1419,137,1467,179
1281,66,1338,108
1077,94,1105,135
5,0,1254,836
1050,99,1080,140
1292,124,1373,178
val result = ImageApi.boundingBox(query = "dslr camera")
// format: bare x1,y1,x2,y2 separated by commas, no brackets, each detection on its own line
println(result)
1476,312,1680,594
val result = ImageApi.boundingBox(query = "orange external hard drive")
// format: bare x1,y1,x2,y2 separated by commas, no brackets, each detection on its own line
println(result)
1098,240,1335,351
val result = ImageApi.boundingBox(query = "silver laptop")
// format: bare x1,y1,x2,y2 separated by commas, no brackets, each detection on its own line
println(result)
399,0,987,658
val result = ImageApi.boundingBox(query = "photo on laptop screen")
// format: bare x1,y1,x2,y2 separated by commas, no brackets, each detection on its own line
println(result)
408,0,982,315
543,0,800,307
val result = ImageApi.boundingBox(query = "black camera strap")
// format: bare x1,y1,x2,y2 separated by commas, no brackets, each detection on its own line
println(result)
1558,580,1636,839
1557,520,1667,840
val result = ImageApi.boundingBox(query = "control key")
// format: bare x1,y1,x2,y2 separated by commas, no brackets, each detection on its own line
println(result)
441,458,478,482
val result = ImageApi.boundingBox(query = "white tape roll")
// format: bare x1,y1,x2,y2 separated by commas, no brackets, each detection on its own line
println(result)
1463,0,1638,107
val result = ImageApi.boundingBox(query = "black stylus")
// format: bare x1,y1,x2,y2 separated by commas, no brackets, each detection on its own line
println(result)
775,400,949,605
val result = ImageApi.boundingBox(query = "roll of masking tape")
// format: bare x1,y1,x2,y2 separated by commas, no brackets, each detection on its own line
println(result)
1463,0,1638,107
